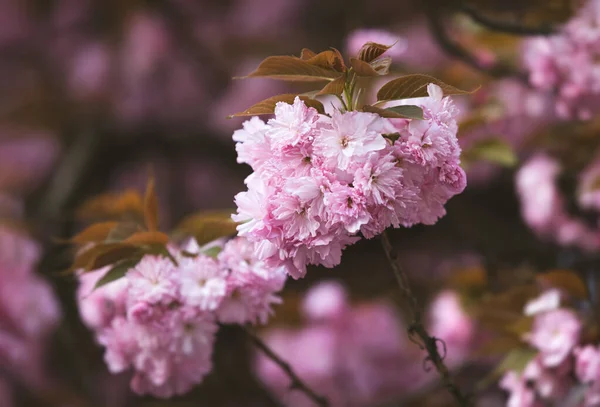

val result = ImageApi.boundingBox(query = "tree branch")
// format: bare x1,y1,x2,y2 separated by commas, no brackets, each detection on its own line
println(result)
460,6,556,36
425,7,528,83
241,326,330,407
380,230,471,407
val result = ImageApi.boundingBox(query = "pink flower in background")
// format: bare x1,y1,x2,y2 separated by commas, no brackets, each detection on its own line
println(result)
77,236,285,397
0,133,61,194
428,290,473,366
0,226,61,392
301,280,348,322
499,371,540,407
516,154,600,251
522,0,600,119
575,346,600,384
255,282,473,406
526,309,581,367
233,87,465,278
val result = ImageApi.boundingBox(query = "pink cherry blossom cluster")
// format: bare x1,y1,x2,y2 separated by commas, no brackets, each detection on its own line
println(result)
516,154,600,252
0,226,61,396
76,236,286,398
254,281,473,406
233,84,466,279
522,0,600,119
499,289,600,407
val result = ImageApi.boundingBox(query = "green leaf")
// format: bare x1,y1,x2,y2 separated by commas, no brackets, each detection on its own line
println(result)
94,258,140,290
385,105,424,119
229,94,325,118
476,347,537,391
362,104,424,119
174,211,239,246
240,56,343,82
105,221,141,243
202,246,223,258
358,42,393,63
377,74,476,101
462,137,518,168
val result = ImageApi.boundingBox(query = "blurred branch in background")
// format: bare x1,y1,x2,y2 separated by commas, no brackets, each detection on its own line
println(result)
380,230,471,407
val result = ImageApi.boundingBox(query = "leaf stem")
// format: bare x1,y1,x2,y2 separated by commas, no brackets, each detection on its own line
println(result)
242,326,330,407
379,229,471,407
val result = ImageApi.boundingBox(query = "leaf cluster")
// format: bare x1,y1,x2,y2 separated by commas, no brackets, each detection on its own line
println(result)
62,178,238,290
228,43,474,119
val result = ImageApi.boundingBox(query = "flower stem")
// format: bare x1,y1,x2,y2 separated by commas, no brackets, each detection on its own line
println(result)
242,326,330,407
380,229,471,407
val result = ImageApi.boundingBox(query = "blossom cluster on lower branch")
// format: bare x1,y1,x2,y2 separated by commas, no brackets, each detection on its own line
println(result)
233,85,466,279
500,289,600,407
76,237,286,398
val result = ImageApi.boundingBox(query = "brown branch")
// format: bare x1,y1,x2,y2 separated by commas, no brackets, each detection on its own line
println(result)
241,326,330,407
380,230,471,407
459,6,557,36
425,6,528,84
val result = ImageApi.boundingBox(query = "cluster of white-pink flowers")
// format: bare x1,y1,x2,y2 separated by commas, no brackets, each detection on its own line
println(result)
516,154,600,252
254,281,473,406
499,289,600,406
233,84,466,278
522,0,600,119
76,237,286,398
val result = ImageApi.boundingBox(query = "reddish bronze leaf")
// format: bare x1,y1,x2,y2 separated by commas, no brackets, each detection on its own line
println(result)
242,56,343,82
349,58,379,77
305,50,346,72
229,94,325,117
537,269,588,299
67,221,119,245
300,48,317,60
317,75,347,96
143,177,159,231
76,190,144,221
68,243,132,273
123,231,170,246
329,48,346,72
377,74,475,101
358,42,393,62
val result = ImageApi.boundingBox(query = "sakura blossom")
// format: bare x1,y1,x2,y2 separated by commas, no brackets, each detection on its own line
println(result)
233,85,466,279
76,236,285,398
522,0,600,119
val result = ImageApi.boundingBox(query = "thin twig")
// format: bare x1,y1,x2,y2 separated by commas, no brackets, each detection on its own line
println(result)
242,326,330,407
460,6,556,36
425,6,528,83
380,230,471,407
